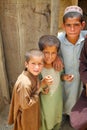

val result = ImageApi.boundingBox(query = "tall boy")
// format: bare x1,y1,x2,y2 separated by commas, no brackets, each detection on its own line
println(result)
57,5,87,116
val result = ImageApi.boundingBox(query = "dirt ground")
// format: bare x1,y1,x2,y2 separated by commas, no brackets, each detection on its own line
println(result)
0,104,75,130
0,105,13,130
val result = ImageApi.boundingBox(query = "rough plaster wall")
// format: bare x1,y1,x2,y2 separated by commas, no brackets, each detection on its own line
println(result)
0,0,51,95
50,0,60,35
0,1,21,94
0,87,3,110
17,0,50,54
0,30,10,109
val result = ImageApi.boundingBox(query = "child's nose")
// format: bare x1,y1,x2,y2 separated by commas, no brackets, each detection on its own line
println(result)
49,53,53,58
70,25,75,31
35,64,39,69
47,54,51,59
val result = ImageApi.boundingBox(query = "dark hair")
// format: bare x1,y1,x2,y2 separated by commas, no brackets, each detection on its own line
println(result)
38,35,60,52
63,12,84,23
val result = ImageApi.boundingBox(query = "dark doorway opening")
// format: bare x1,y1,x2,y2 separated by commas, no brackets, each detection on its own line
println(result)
78,0,87,30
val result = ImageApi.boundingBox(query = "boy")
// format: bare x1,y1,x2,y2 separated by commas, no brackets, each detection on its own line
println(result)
8,49,53,130
38,35,74,130
57,5,87,117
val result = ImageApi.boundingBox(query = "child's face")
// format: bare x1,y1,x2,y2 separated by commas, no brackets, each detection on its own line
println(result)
43,45,57,67
62,17,85,40
25,56,44,76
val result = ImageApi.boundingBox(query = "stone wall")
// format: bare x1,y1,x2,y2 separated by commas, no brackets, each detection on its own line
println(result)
0,29,10,110
0,0,51,96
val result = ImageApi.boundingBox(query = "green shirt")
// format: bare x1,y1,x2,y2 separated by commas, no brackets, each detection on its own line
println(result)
40,68,63,130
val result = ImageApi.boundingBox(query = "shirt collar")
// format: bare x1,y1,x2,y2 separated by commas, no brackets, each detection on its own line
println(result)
63,31,85,46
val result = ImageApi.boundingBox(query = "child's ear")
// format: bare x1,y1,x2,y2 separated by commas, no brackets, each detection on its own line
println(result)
81,21,86,30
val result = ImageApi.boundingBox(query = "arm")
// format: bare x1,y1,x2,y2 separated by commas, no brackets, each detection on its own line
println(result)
18,83,38,109
53,55,64,71
79,38,87,96
61,74,74,82
54,32,64,71
38,75,53,94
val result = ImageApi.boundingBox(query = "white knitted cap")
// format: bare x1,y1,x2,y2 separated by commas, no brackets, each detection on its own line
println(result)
64,5,83,16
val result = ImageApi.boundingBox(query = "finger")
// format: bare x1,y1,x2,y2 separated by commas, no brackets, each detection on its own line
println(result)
56,65,64,71
47,80,53,84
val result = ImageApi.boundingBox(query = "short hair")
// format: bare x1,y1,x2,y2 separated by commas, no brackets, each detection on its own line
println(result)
25,49,44,63
63,12,84,23
38,35,60,52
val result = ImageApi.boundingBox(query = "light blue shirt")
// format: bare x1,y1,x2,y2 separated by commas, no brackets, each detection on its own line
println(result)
57,30,87,114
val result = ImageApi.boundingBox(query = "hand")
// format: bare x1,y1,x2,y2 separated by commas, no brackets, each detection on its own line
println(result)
42,87,49,95
41,75,53,88
44,75,53,86
29,99,33,105
53,56,64,71
63,74,74,82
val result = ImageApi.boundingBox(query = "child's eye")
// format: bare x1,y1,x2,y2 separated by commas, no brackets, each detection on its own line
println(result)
52,52,57,55
44,52,49,54
32,63,35,65
65,24,71,27
74,23,80,27
44,52,49,56
38,63,43,66
65,23,80,28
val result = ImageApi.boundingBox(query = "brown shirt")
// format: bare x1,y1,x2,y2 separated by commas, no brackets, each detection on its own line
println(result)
8,71,40,130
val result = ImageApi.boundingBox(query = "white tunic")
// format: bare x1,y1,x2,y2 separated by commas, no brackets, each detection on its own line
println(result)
57,30,87,115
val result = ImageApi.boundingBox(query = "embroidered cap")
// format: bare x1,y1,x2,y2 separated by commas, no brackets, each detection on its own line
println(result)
64,5,83,16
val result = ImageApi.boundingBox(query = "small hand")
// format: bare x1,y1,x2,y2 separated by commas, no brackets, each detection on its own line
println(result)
41,75,53,89
53,56,64,71
42,87,49,94
29,99,33,105
45,75,53,86
63,74,74,82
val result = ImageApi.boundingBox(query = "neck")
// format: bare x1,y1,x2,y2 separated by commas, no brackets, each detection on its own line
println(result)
66,35,79,45
24,70,37,78
44,64,53,69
